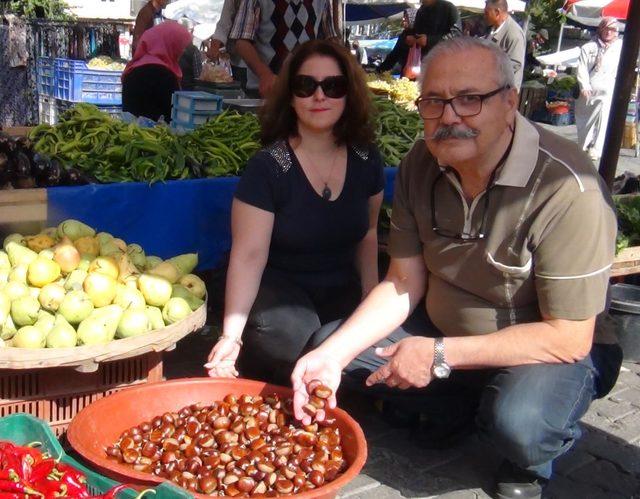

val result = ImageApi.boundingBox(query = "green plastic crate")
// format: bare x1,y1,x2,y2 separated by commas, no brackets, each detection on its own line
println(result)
0,414,191,498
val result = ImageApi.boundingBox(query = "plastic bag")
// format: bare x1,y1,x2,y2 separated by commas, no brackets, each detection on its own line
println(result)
200,52,234,83
403,45,422,81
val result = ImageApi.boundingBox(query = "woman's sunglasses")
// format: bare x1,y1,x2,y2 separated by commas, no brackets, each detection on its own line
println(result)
291,75,348,99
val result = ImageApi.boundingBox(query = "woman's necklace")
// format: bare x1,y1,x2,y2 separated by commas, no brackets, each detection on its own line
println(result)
299,145,340,200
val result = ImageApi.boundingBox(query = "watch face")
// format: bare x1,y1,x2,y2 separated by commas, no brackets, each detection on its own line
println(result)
433,364,451,379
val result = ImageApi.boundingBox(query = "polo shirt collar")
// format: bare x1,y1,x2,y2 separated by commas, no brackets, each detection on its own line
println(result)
494,113,540,188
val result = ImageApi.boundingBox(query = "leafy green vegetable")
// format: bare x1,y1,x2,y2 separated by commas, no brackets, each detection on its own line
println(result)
614,195,640,254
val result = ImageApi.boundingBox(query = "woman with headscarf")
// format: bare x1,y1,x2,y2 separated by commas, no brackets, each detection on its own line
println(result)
575,17,623,162
122,21,192,122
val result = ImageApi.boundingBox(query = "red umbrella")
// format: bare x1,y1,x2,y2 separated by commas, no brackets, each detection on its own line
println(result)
602,0,630,18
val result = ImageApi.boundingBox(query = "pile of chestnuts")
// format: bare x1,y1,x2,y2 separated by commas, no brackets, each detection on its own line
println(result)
106,382,344,496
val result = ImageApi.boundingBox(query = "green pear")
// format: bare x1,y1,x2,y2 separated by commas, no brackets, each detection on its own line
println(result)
4,282,29,301
167,253,198,276
96,232,114,246
138,274,172,307
0,291,10,324
34,310,55,336
58,290,94,324
6,242,37,267
162,297,191,325
178,274,206,299
83,272,117,307
0,270,9,286
0,251,10,270
114,285,146,310
145,306,165,330
28,287,41,300
100,240,123,257
126,244,146,270
39,249,55,260
171,284,204,311
13,326,46,348
117,308,152,338
46,315,77,348
77,305,123,345
39,283,66,312
57,219,95,241
3,233,25,251
64,269,88,291
78,255,92,272
9,265,28,285
41,227,59,240
144,256,162,271
1,315,17,340
11,296,40,327
149,261,180,284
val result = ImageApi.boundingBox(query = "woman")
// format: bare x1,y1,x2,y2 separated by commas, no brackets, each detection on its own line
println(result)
122,22,192,122
205,40,385,383
575,17,623,163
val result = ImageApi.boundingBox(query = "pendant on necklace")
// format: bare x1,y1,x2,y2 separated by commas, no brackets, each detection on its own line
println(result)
322,185,332,200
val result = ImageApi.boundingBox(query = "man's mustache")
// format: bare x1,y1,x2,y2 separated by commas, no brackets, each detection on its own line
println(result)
426,125,480,141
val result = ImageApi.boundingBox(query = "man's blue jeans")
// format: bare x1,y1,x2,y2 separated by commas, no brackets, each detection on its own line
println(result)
310,311,623,480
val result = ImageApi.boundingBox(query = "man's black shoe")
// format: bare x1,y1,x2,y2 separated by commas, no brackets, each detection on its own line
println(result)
494,460,546,499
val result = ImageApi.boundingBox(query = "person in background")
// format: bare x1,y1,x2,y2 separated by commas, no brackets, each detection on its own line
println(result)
410,0,460,56
122,22,192,122
132,0,168,55
178,17,204,91
228,0,338,98
291,36,621,499
377,9,416,74
575,17,623,163
525,28,549,68
352,40,366,66
484,0,526,90
204,40,384,384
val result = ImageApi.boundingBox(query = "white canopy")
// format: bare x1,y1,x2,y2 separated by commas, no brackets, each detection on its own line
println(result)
448,0,526,12
163,0,224,42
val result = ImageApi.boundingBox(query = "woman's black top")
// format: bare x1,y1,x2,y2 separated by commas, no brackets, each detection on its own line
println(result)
122,64,179,122
235,140,385,287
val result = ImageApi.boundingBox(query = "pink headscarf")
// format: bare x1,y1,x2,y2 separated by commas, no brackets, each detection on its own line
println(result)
123,21,192,81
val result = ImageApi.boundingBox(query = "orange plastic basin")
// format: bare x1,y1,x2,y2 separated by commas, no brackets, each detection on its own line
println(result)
67,377,367,499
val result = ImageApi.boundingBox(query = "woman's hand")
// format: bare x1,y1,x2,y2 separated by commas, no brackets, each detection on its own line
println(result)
204,336,241,378
291,349,342,425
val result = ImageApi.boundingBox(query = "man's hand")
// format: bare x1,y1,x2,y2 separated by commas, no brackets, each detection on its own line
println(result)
405,35,416,47
416,35,427,48
291,350,342,425
258,71,277,98
207,38,223,60
581,89,592,99
365,337,435,389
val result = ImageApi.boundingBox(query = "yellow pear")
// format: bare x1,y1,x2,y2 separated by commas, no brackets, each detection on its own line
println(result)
64,269,87,291
83,272,117,307
138,274,172,307
4,282,29,301
6,241,37,267
3,234,25,251
9,265,28,284
88,256,119,280
168,253,198,276
39,282,66,312
0,251,10,270
54,238,81,273
178,274,206,299
27,258,61,288
149,261,180,284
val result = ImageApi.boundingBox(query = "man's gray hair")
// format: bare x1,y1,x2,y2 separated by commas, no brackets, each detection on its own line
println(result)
419,36,515,90
485,0,508,11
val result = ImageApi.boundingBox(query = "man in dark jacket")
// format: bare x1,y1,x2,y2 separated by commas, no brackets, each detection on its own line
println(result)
411,0,460,56
378,9,416,74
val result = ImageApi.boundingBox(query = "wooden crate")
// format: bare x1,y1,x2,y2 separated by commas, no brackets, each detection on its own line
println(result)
518,83,546,119
0,351,163,437
0,189,48,240
612,246,640,277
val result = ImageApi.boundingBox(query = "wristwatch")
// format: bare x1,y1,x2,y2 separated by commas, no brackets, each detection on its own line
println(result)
431,337,451,379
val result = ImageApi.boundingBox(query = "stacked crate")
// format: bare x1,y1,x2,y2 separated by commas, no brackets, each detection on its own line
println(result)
171,91,223,130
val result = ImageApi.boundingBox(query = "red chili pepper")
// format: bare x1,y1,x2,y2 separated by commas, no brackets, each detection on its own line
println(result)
0,479,41,495
30,458,55,484
0,493,21,498
34,478,67,499
58,470,89,498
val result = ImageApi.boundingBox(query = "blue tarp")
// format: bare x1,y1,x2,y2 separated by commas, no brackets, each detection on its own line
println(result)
346,3,411,22
46,169,398,271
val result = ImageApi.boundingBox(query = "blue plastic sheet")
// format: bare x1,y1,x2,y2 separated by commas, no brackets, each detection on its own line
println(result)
46,169,397,271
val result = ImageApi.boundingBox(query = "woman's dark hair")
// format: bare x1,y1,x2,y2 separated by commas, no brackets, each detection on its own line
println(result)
259,39,375,147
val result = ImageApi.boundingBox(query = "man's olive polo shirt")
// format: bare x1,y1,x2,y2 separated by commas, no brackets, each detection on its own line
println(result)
388,113,617,336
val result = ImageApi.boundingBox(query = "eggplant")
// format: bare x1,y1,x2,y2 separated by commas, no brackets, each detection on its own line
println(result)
39,158,62,187
31,156,51,184
0,153,9,184
12,151,32,178
14,177,37,189
0,134,16,155
189,160,204,178
61,167,93,186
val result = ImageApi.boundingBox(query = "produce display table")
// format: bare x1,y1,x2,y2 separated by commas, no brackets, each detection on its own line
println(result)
0,169,398,271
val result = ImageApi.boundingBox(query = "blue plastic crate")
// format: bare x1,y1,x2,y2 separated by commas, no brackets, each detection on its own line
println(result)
171,107,220,128
172,91,223,112
36,57,55,97
54,58,122,105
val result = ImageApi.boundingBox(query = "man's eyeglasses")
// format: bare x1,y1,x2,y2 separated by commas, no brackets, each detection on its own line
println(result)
291,75,348,99
416,85,510,120
431,168,498,241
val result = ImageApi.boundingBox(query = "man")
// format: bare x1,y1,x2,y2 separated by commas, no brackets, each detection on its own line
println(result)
410,0,460,56
132,0,168,55
575,17,623,162
292,37,622,499
525,28,549,68
378,9,416,74
178,17,203,91
484,0,525,90
227,0,338,97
